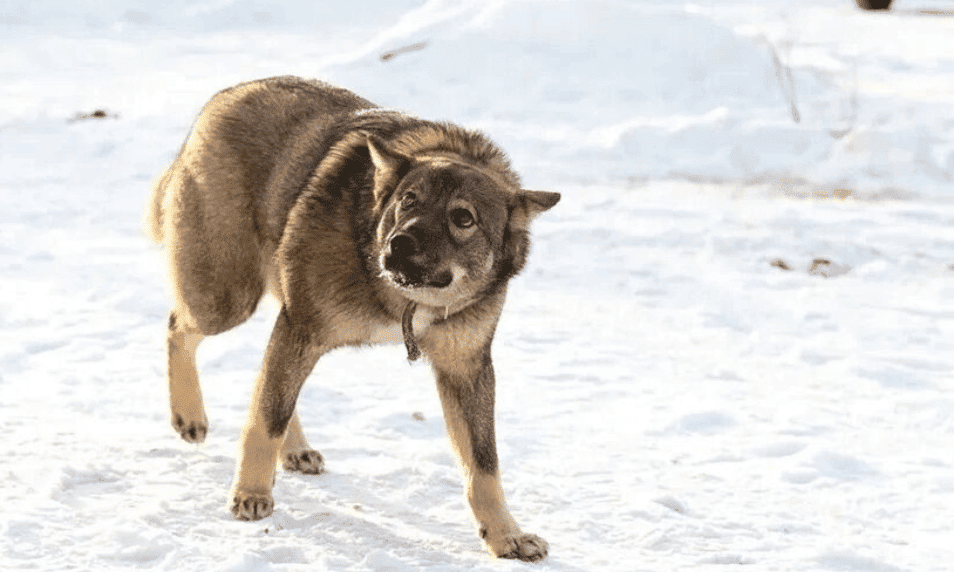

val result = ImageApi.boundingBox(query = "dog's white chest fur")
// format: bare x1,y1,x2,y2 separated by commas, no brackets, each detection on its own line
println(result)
367,305,434,345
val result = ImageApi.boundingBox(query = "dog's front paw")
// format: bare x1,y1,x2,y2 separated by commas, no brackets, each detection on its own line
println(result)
492,533,549,562
230,491,274,521
171,412,208,443
282,449,325,475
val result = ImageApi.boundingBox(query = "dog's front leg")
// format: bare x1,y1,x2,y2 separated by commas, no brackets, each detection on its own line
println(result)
229,308,321,520
431,351,548,562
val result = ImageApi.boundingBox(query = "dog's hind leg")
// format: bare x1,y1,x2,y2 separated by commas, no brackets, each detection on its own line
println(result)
167,311,208,443
280,411,325,474
157,162,266,444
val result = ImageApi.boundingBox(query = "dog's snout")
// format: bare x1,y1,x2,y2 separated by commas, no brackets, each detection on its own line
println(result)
384,223,457,290
389,233,420,259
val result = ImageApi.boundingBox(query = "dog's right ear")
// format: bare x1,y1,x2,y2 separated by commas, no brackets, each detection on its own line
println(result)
366,134,407,173
366,135,411,203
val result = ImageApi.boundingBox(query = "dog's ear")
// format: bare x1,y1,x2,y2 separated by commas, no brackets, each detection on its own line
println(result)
367,134,408,174
366,134,411,203
521,190,561,216
511,190,560,228
499,190,560,280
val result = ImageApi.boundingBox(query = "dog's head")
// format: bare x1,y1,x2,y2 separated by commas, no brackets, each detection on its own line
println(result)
367,135,559,310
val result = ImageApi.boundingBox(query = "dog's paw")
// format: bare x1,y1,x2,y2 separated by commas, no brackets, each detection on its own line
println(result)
492,533,549,562
281,449,325,475
230,491,274,521
171,412,208,443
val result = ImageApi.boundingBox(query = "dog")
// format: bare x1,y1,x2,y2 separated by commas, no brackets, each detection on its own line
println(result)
144,76,559,561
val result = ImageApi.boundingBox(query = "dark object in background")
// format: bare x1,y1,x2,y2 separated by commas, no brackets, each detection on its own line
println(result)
68,109,118,122
855,0,893,10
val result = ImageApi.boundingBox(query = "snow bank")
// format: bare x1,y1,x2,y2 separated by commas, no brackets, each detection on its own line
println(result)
2,0,954,200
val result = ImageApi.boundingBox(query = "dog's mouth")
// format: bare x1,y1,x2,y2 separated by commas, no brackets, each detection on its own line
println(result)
378,230,479,310
384,261,454,290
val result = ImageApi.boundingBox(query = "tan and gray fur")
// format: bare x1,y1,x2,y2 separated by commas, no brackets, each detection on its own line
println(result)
145,76,559,561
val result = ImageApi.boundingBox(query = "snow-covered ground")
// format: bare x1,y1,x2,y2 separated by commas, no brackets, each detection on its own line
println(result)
0,1,955,571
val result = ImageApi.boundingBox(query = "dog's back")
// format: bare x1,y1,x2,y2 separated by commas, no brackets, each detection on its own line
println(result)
144,76,376,245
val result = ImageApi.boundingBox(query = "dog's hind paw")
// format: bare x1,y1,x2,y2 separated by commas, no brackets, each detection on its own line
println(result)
494,533,549,562
172,412,208,443
231,491,274,521
282,449,325,474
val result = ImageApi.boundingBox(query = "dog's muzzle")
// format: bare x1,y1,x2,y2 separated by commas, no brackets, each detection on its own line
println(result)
383,231,453,288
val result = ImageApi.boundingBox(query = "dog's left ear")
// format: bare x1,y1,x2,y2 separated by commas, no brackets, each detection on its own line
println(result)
500,190,560,279
521,190,561,213
517,190,561,223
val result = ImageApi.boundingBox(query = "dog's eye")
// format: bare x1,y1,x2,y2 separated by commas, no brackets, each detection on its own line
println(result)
399,191,417,210
450,208,475,229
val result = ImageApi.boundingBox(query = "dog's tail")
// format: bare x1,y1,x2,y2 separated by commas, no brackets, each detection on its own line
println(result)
142,168,171,244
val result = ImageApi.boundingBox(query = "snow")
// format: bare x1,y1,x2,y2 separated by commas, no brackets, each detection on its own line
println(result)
0,0,955,571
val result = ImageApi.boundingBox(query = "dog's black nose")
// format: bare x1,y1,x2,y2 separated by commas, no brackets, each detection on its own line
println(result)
389,232,420,259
